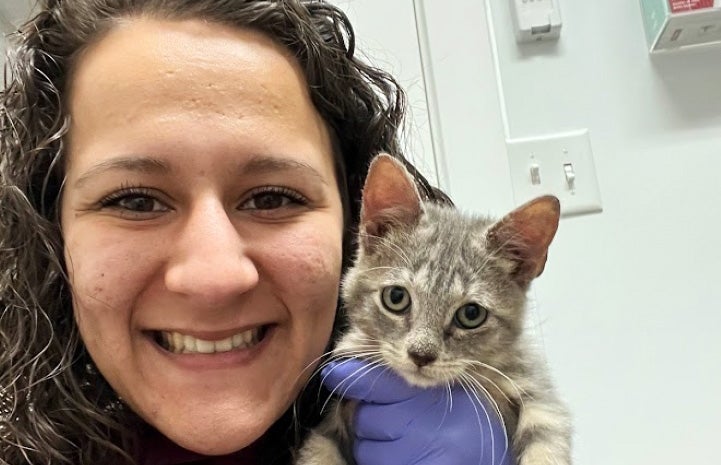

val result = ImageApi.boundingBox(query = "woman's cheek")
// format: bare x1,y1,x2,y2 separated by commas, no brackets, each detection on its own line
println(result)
65,230,161,319
267,226,343,299
264,225,342,347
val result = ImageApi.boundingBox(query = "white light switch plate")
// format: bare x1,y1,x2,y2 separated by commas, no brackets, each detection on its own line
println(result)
506,129,602,217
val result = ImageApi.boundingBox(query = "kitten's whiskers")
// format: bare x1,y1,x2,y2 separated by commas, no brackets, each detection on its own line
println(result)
457,376,504,465
461,359,528,404
320,358,388,414
458,372,507,432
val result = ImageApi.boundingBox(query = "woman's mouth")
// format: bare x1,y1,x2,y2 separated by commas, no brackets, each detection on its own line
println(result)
154,326,269,354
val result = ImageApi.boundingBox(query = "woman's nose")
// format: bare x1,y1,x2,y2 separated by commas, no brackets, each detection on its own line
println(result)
164,199,259,305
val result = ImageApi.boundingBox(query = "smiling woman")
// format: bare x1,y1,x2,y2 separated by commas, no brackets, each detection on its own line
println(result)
0,1,452,464
61,19,344,455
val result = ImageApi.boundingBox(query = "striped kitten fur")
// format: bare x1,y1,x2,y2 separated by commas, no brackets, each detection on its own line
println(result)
296,154,571,465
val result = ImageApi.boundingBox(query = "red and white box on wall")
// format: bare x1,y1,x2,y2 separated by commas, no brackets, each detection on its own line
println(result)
669,0,714,13
641,0,721,52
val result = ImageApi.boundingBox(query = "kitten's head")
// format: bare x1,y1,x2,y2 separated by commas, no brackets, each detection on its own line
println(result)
338,154,560,387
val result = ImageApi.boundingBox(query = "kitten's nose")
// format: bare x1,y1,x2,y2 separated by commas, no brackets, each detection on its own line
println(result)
408,350,437,367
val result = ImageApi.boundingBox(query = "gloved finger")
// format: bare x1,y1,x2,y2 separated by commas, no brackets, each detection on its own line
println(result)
354,388,514,465
321,359,419,403
353,390,443,440
354,432,513,465
353,435,460,465
353,437,418,465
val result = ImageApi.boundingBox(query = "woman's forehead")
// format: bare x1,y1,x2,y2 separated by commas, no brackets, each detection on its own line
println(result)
68,18,308,119
65,17,333,176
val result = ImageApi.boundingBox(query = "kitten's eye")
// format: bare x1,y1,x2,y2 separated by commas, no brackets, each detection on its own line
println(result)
454,304,488,329
381,286,411,313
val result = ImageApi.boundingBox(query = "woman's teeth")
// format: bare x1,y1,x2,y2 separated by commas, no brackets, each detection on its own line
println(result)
159,328,263,354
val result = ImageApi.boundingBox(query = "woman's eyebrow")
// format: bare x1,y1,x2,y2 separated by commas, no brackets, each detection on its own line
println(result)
73,156,171,188
72,154,328,187
240,156,328,185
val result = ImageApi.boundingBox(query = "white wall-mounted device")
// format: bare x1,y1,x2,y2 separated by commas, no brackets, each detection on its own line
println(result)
510,0,562,43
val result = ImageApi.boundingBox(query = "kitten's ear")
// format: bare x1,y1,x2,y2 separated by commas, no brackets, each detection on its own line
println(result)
487,196,560,288
360,154,423,250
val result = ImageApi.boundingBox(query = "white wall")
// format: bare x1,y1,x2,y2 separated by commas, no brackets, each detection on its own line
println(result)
422,1,721,464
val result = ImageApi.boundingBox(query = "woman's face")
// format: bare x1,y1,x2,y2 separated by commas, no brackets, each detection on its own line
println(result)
61,19,343,454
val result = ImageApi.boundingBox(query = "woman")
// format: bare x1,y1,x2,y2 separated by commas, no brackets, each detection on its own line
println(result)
0,1,507,464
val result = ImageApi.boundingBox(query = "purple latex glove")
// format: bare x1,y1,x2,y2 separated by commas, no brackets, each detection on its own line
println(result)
322,359,515,465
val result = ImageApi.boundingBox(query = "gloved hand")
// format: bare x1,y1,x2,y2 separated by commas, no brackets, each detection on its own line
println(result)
322,359,515,465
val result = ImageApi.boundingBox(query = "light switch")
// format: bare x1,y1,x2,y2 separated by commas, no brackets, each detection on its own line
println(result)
563,162,575,192
530,163,541,185
506,129,602,217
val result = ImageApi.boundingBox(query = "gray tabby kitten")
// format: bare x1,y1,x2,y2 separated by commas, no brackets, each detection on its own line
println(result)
297,154,571,465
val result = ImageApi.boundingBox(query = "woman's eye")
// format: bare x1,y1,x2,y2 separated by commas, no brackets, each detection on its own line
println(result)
240,188,307,211
115,195,165,212
99,189,169,215
453,303,489,330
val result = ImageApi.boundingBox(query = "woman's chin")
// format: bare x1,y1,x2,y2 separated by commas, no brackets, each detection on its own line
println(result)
158,415,269,456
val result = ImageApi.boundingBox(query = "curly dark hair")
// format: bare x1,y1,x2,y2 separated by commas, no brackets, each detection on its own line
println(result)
0,1,449,463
